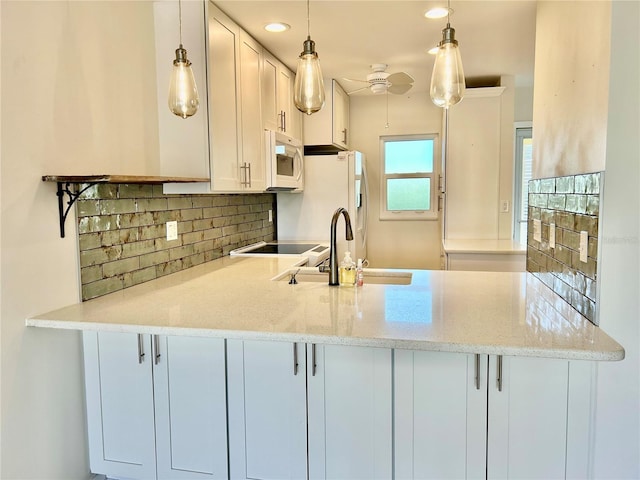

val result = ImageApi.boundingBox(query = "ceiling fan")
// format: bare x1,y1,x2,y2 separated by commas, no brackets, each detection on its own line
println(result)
344,64,414,95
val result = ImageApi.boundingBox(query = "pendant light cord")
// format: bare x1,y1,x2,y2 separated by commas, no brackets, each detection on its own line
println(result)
179,0,183,46
306,0,311,37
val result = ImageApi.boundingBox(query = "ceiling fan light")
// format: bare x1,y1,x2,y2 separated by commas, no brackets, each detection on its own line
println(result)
370,83,388,94
294,37,326,114
430,24,465,108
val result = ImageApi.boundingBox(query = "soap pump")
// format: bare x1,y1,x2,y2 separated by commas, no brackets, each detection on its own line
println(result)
339,251,356,286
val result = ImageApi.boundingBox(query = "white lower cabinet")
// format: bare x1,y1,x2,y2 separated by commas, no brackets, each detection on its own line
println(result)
227,339,392,480
394,350,488,480
395,351,594,480
82,331,228,480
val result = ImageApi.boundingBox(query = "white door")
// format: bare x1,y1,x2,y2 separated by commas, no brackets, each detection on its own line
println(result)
227,339,308,480
487,356,571,480
394,350,487,480
154,335,228,480
261,50,279,132
307,344,392,480
82,331,157,480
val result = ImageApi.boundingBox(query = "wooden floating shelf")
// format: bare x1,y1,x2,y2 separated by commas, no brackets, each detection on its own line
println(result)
42,175,210,184
42,175,210,238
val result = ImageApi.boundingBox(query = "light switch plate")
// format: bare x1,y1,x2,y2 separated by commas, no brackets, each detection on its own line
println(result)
268,209,273,222
533,219,542,242
166,221,178,241
500,200,510,213
579,231,588,263
549,223,556,249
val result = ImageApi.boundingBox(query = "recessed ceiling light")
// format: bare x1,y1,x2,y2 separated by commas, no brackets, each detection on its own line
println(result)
425,7,452,19
428,46,440,55
264,22,290,33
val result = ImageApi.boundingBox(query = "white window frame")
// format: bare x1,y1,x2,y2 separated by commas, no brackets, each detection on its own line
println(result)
513,122,533,243
379,134,439,221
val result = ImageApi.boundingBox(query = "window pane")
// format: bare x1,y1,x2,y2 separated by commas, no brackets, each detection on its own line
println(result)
385,139,434,174
386,178,431,211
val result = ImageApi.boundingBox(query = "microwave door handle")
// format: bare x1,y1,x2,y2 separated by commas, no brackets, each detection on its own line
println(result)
295,151,303,181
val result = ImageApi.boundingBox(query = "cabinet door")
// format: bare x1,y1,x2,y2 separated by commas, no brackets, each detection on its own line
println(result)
82,331,156,480
239,32,266,191
332,79,349,149
261,50,279,132
227,339,308,480
307,344,392,480
487,356,593,480
208,3,241,191
394,350,487,480
154,336,228,480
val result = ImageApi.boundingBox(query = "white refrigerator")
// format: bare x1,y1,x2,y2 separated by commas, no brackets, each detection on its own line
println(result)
277,151,368,263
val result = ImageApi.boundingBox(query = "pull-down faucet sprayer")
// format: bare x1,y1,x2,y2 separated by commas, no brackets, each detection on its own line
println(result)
329,207,354,286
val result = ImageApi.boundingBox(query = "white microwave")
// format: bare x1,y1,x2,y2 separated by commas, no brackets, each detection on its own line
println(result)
265,130,304,191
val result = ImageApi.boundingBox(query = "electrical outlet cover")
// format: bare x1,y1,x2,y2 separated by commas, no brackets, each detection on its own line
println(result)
533,219,542,242
549,223,556,249
579,231,588,263
166,221,178,241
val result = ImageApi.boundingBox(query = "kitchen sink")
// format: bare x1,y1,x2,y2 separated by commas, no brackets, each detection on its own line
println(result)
272,267,413,285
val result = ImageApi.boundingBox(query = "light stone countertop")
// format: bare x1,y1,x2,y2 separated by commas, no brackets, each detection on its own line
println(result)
442,239,527,254
26,255,624,361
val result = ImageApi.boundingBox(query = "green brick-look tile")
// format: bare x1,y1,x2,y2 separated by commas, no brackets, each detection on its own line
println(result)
527,172,602,324
76,184,276,300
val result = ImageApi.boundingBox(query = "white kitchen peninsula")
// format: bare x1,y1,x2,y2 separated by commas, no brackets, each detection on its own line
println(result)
27,256,624,480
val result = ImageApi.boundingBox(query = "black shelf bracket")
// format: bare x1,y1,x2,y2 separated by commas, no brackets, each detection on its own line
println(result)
55,182,98,238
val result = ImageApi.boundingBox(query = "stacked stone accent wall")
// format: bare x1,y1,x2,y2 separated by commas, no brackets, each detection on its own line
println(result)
76,184,275,300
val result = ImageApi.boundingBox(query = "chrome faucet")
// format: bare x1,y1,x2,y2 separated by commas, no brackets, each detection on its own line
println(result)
328,207,354,286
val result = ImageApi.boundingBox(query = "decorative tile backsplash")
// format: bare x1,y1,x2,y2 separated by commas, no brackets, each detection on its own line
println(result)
526,172,602,324
76,184,275,301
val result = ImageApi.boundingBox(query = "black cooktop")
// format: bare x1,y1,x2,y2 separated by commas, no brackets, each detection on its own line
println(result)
249,243,322,254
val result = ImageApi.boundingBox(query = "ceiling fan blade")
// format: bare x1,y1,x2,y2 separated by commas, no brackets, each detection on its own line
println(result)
388,83,413,95
386,72,414,86
342,77,369,84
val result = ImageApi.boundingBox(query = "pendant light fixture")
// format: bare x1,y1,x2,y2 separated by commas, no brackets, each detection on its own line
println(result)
293,0,325,115
430,0,465,108
168,0,199,119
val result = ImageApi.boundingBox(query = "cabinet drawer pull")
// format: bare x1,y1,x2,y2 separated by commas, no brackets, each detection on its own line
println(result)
293,343,298,375
474,354,480,390
312,344,317,376
342,128,347,145
497,355,503,392
137,334,145,364
154,335,161,365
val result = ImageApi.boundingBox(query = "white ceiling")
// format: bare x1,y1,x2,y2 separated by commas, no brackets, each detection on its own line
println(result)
214,0,538,96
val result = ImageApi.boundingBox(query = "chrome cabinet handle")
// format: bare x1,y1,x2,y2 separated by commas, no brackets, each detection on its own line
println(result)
282,111,286,132
137,334,145,364
342,128,347,145
154,335,161,365
474,354,480,390
240,162,251,187
312,344,317,376
293,343,298,375
497,355,503,392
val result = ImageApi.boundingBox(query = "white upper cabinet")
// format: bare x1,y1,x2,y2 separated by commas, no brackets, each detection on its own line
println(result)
238,31,266,191
154,0,210,180
157,0,293,193
261,50,303,141
207,2,242,192
304,79,350,151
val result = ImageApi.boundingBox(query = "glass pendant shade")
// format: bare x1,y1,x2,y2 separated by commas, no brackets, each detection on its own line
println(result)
430,25,465,108
169,46,199,119
294,37,325,115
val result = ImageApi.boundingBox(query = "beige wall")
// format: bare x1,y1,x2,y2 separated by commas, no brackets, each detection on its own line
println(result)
532,1,639,476
349,92,443,269
1,1,160,478
532,1,611,178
